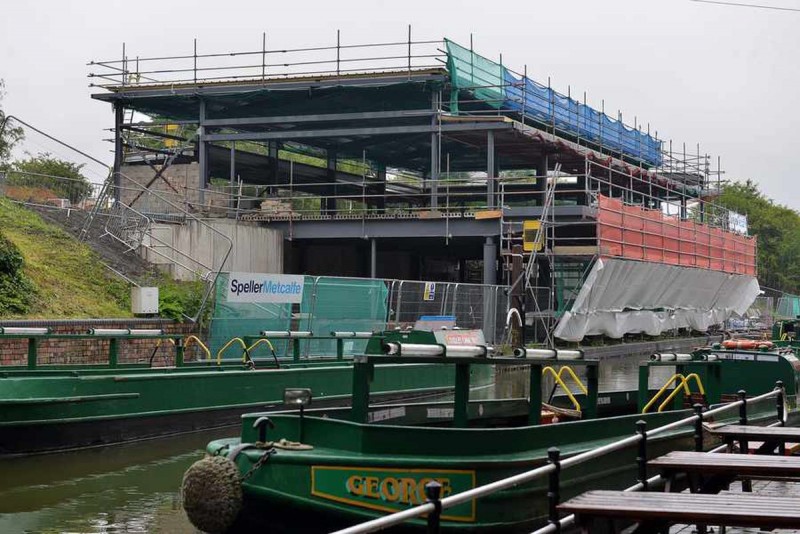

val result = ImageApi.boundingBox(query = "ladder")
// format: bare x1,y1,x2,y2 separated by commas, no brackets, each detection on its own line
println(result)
503,163,560,347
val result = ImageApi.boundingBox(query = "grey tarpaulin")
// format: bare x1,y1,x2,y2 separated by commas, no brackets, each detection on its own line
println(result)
554,258,760,341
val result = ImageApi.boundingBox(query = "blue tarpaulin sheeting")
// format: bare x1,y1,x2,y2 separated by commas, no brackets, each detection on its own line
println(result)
445,39,662,167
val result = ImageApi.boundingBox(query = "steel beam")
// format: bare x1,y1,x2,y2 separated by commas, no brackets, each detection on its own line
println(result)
198,99,207,205
487,130,495,208
90,71,448,101
229,142,236,217
269,218,500,240
202,109,435,127
203,122,513,143
370,239,377,278
113,104,123,201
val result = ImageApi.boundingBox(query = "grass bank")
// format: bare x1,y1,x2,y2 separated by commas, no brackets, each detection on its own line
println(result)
0,198,131,318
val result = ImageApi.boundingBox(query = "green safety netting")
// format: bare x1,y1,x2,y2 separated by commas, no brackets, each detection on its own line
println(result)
208,273,292,359
776,296,800,319
208,275,388,359
298,277,388,357
445,39,505,111
444,39,663,167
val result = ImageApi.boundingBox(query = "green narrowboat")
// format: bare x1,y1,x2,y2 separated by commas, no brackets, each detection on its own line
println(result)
183,332,799,533
0,328,487,456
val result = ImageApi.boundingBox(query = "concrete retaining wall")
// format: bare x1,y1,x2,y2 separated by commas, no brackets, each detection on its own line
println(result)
143,219,283,280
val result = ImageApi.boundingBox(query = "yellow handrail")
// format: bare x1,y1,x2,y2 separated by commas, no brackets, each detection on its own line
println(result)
184,335,211,361
216,337,248,365
657,373,705,413
542,366,581,412
155,338,176,348
247,338,276,355
642,373,689,413
553,366,588,395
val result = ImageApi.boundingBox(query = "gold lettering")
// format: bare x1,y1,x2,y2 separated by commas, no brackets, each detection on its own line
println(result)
346,475,364,496
380,477,400,502
401,477,419,504
365,476,380,499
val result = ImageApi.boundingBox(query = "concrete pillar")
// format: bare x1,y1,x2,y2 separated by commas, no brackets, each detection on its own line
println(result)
483,236,497,285
113,104,124,202
486,131,495,209
370,238,377,278
482,236,497,341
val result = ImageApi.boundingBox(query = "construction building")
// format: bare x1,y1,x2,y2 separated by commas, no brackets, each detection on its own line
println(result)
88,34,758,344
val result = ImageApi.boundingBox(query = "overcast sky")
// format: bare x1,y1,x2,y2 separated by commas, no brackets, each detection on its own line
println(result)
2,0,799,206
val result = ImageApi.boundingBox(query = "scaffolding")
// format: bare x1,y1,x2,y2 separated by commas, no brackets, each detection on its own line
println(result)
87,32,755,344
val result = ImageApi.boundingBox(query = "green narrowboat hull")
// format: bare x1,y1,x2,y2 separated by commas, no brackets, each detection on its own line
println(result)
0,361,488,455
204,411,699,533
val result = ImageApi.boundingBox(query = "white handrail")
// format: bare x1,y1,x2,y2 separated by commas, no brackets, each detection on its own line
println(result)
330,387,782,534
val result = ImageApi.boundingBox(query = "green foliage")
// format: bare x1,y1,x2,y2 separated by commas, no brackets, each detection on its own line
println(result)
0,231,35,314
145,275,209,324
0,198,130,318
8,154,93,203
0,80,24,165
717,180,800,294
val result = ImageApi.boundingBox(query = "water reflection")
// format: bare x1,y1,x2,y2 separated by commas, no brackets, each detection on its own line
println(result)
0,355,670,533
0,429,230,533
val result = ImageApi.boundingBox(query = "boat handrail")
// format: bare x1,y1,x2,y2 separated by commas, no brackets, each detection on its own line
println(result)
642,373,698,414
549,365,588,394
215,337,248,365
657,373,705,413
329,385,784,534
184,335,211,362
246,338,279,368
542,366,582,412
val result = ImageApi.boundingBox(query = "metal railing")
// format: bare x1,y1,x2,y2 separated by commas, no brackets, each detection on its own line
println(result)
331,385,785,534
90,33,724,188
88,31,445,88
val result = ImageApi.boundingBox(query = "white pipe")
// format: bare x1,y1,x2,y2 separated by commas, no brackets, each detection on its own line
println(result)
650,353,693,362
513,348,584,360
444,345,487,357
384,343,443,356
260,330,312,338
88,328,130,336
330,331,373,338
513,348,555,359
127,329,163,336
0,327,50,335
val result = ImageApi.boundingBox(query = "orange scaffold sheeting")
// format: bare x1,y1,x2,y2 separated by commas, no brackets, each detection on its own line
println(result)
597,196,756,276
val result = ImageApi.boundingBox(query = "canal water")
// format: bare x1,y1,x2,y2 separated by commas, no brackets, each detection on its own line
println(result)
0,354,674,533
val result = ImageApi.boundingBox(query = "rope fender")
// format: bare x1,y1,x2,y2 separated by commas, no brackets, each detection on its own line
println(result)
182,455,242,533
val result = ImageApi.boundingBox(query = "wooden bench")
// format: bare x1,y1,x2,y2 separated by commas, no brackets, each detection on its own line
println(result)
649,450,800,493
712,424,800,454
558,490,800,533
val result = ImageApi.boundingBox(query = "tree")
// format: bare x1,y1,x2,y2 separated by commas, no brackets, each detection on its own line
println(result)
717,180,800,295
7,154,93,203
0,79,24,165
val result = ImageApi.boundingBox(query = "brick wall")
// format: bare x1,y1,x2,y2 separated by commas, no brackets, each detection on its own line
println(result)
0,320,199,367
